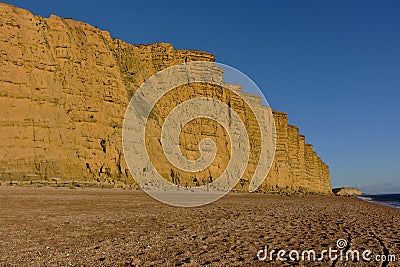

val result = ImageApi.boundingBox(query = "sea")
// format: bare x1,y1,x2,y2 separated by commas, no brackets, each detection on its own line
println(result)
358,194,400,210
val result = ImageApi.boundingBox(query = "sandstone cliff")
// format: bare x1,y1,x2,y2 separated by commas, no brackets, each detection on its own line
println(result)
333,187,362,196
0,3,331,194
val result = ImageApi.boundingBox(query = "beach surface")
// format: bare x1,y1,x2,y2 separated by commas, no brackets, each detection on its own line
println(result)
0,186,398,266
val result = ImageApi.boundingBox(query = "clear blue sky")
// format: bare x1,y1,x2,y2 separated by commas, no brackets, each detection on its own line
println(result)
4,0,400,194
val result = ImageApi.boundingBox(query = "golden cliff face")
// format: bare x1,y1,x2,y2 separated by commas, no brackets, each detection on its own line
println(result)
261,112,331,194
0,3,331,194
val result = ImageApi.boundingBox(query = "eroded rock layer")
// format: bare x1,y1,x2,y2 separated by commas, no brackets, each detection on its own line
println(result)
0,3,331,194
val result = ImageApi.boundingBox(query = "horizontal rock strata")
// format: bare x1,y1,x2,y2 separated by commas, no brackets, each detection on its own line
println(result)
0,3,331,194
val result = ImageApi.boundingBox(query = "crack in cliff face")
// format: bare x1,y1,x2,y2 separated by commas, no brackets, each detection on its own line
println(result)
0,3,331,193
